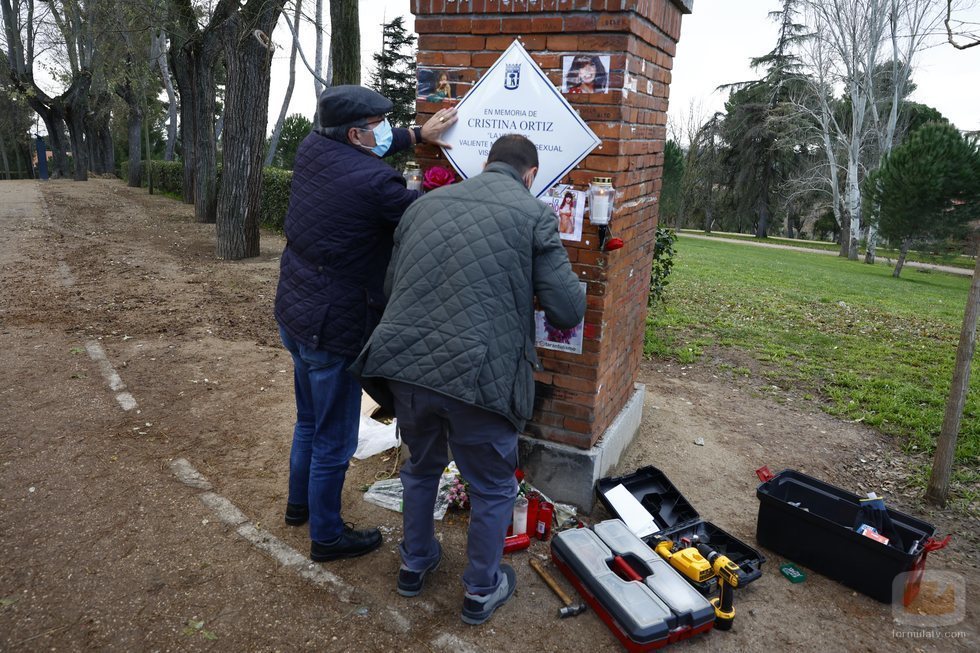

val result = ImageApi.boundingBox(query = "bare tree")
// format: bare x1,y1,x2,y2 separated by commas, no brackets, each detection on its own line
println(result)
864,0,946,264
804,0,890,261
945,0,980,49
151,28,177,161
793,22,853,252
927,246,980,505
313,0,324,124
266,0,302,167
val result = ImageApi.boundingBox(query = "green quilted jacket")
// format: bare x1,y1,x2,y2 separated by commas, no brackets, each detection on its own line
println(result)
351,162,585,429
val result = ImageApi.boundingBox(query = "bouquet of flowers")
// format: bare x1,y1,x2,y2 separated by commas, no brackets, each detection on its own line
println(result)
446,474,470,510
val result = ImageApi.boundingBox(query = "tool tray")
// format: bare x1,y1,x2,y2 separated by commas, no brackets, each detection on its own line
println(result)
551,519,715,652
755,468,940,603
596,466,765,594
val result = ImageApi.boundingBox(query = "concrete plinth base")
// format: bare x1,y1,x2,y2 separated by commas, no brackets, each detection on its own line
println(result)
519,383,646,512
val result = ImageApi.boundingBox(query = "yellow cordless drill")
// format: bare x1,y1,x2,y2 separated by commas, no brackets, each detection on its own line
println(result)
696,542,740,631
653,537,741,631
653,538,714,584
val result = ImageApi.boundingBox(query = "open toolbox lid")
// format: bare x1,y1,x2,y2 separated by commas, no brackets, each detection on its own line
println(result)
595,465,765,589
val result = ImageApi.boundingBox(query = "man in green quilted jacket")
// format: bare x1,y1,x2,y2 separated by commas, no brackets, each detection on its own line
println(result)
352,134,585,625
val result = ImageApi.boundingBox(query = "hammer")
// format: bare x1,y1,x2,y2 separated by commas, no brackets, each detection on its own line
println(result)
529,557,587,618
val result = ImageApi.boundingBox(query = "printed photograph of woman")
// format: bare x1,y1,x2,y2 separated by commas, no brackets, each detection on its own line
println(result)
417,69,461,102
562,55,610,94
557,191,576,235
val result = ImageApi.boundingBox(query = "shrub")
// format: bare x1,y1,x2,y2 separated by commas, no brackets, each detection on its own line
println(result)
260,167,293,232
118,160,293,231
648,226,677,308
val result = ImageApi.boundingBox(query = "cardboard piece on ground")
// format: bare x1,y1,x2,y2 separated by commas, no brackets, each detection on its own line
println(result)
360,390,380,417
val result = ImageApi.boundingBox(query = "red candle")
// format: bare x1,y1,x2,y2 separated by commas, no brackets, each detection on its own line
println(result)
536,502,554,540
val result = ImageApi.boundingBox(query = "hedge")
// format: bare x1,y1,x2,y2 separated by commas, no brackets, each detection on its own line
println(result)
118,159,292,232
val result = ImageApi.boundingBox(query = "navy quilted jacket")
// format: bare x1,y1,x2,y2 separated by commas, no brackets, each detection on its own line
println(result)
274,128,418,357
351,163,586,429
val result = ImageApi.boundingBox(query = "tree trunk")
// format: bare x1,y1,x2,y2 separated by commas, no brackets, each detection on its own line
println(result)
215,1,286,259
845,154,861,260
127,103,143,187
169,49,196,204
893,238,911,278
314,0,325,126
0,132,10,180
64,74,92,182
266,0,302,167
154,30,178,161
865,222,878,264
85,100,114,175
191,54,218,223
926,251,980,506
329,0,360,85
32,100,70,179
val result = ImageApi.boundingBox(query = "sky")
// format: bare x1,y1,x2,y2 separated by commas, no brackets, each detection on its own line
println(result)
267,0,980,136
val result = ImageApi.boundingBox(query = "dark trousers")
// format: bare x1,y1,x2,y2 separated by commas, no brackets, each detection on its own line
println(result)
390,380,519,595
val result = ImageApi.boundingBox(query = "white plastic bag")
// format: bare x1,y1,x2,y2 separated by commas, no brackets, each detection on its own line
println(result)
353,415,399,460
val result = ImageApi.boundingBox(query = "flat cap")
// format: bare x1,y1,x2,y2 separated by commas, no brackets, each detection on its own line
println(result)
318,85,393,128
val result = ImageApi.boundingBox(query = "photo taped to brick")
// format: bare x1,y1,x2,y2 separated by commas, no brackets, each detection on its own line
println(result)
417,68,468,102
562,55,611,95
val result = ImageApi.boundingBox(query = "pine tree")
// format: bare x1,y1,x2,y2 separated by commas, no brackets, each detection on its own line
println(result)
369,17,417,128
866,122,980,278
721,0,808,238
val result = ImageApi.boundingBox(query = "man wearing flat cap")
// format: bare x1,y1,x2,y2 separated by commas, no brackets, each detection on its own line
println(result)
274,85,457,562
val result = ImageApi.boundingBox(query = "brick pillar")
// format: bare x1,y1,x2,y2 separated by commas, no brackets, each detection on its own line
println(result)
411,1,692,458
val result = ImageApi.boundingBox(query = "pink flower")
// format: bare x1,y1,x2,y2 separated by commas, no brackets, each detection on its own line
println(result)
423,165,456,191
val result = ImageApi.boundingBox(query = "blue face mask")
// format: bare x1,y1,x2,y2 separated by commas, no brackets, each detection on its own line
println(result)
363,118,393,157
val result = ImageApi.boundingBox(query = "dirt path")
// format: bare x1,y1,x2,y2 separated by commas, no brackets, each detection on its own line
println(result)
680,232,973,276
0,179,976,652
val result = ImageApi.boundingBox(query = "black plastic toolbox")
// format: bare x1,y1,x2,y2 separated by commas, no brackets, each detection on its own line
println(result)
596,466,765,595
755,468,938,603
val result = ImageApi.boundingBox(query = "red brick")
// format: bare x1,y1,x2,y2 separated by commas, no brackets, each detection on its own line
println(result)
565,14,599,32
442,52,471,67
547,35,579,51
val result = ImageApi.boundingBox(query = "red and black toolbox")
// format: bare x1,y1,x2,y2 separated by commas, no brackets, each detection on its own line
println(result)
595,466,766,595
755,467,949,603
551,519,716,652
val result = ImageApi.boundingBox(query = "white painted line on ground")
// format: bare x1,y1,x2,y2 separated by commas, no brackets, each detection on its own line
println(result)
171,461,485,648
84,340,138,411
431,633,485,653
200,492,247,525
170,458,213,490
170,458,355,601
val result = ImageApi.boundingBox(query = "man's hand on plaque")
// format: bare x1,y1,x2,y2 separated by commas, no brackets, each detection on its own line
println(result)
420,107,459,148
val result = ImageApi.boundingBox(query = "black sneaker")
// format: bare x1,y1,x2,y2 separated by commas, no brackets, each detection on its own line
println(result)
284,503,309,526
310,525,382,562
397,540,442,597
461,564,517,625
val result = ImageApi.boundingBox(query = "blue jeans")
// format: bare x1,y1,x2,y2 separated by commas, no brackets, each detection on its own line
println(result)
280,327,361,543
390,380,519,595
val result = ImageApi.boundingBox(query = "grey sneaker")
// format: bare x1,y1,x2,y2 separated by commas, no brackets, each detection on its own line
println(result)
460,564,517,625
397,540,442,597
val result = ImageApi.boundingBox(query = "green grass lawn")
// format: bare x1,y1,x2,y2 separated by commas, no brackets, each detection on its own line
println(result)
646,236,979,486
678,229,976,270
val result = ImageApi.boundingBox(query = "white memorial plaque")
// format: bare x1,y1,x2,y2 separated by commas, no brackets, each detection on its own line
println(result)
440,40,601,198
